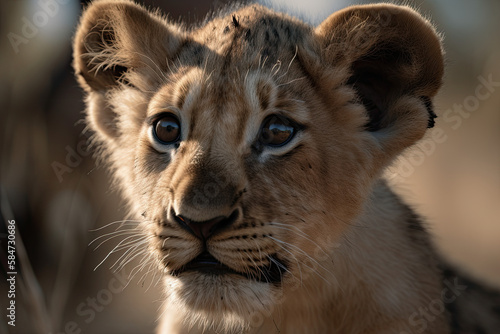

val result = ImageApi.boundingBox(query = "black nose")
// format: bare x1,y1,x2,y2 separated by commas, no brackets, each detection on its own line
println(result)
174,210,239,240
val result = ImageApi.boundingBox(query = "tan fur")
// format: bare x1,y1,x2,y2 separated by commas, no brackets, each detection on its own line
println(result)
72,1,457,333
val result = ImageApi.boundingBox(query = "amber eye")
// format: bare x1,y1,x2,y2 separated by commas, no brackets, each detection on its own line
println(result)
153,114,181,144
259,115,296,147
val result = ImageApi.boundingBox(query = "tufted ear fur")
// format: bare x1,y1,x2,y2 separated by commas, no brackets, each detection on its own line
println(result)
313,4,444,160
73,0,184,139
74,0,184,92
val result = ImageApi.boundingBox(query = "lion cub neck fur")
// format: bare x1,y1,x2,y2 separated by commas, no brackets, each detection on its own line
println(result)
73,1,451,333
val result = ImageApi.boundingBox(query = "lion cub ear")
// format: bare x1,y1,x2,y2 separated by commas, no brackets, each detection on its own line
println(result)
315,4,444,158
73,0,184,140
73,0,184,93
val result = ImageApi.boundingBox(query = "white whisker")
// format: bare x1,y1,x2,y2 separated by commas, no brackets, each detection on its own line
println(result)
89,229,140,249
89,219,141,232
113,239,151,272
93,234,146,271
128,252,154,283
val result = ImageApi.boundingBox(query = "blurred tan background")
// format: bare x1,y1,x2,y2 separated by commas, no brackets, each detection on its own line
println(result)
0,0,499,333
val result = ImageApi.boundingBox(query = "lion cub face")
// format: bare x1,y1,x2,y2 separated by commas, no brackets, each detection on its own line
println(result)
74,0,443,330
122,13,355,322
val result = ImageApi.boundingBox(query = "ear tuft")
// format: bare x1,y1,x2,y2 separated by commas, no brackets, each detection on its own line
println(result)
73,0,184,92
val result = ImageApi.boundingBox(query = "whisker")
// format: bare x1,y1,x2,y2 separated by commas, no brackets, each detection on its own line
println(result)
127,252,149,279
93,234,146,271
240,251,265,282
135,256,160,289
128,252,154,283
244,251,265,281
110,236,149,254
128,253,155,287
268,255,292,282
144,264,161,292
89,229,140,249
267,240,302,283
89,219,141,232
113,239,151,272
111,245,143,272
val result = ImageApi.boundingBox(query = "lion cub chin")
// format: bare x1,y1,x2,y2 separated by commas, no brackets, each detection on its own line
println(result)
73,0,500,333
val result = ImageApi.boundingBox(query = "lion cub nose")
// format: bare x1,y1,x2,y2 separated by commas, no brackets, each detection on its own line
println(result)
174,210,238,240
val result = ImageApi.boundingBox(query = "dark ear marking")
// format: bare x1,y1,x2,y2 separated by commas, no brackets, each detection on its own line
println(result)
346,75,383,132
232,15,240,28
421,96,437,128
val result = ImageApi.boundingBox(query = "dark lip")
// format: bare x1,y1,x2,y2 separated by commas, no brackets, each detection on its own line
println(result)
170,252,286,284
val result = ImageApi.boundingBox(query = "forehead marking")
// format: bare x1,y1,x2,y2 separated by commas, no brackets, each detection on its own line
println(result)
243,71,278,146
172,73,192,110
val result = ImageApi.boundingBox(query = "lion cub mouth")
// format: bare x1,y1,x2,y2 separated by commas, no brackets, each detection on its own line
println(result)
171,252,241,276
170,251,285,284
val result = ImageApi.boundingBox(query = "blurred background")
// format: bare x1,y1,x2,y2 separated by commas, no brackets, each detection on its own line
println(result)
0,0,499,333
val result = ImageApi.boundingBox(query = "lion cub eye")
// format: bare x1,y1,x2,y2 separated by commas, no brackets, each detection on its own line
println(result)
153,114,181,145
259,115,296,147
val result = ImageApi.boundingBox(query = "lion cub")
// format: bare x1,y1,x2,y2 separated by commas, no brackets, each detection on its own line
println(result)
73,1,500,333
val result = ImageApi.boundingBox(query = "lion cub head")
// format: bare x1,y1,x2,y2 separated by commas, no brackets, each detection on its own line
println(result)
74,0,443,331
